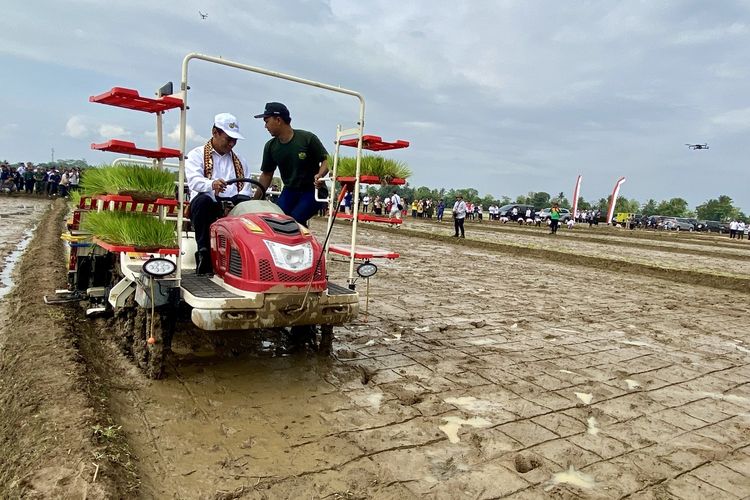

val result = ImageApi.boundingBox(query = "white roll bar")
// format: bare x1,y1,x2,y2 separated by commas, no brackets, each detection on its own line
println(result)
176,53,366,285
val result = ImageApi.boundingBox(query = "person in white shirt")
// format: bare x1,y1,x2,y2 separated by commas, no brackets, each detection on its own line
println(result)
389,191,402,220
362,194,370,213
452,195,467,238
729,220,739,239
738,221,746,240
185,112,253,274
68,169,79,191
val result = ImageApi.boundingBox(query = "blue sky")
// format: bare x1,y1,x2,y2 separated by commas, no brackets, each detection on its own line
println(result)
1,0,749,211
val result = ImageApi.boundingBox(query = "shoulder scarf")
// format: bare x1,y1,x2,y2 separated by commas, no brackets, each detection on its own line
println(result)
203,140,244,192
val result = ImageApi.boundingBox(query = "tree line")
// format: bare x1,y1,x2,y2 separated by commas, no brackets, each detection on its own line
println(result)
8,158,744,222
363,184,746,222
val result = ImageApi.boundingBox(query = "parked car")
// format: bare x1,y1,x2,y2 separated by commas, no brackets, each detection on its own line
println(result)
696,220,721,232
662,218,694,231
497,204,536,220
537,207,572,222
685,218,699,230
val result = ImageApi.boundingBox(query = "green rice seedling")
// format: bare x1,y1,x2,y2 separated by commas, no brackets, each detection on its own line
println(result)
80,164,177,200
68,190,82,208
79,167,112,196
83,211,177,249
334,155,411,181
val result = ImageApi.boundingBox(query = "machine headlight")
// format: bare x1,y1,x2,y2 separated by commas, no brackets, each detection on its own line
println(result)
357,261,378,278
263,240,314,272
142,257,176,277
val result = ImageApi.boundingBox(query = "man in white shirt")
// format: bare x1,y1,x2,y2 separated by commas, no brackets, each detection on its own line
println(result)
729,220,738,239
186,112,253,274
362,194,370,213
389,191,402,220
452,195,467,238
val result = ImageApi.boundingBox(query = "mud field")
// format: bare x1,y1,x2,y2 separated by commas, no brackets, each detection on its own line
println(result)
2,199,750,499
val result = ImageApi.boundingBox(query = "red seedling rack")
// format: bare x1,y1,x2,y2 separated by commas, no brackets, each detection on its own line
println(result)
89,87,183,113
336,175,406,186
334,213,402,225
91,139,181,159
92,194,180,215
328,244,400,260
339,135,410,151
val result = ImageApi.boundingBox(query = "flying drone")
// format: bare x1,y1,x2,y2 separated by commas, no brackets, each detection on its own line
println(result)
198,11,208,19
685,143,709,150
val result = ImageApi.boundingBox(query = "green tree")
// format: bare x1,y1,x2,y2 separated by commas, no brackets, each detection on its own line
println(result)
695,195,738,221
576,197,591,211
529,192,551,208
655,198,689,217
552,191,570,208
641,199,657,216
596,198,608,212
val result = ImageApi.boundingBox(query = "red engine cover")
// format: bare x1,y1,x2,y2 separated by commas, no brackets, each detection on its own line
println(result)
209,213,327,293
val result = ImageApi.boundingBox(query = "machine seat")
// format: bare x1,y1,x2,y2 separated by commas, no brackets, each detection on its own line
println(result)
229,200,285,217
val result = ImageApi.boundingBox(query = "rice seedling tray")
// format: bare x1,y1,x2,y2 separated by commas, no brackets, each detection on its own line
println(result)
92,194,179,214
91,139,181,159
89,87,183,113
339,135,410,151
93,238,179,256
336,176,407,185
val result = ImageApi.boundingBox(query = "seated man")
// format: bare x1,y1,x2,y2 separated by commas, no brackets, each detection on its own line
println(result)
252,102,329,225
186,113,253,274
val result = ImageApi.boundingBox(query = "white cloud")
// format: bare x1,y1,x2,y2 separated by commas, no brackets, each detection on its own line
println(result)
168,124,205,145
710,107,750,132
670,23,749,45
64,115,88,139
402,121,439,130
98,124,128,139
145,125,206,146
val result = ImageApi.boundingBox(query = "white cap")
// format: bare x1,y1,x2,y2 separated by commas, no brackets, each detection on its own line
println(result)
214,113,244,139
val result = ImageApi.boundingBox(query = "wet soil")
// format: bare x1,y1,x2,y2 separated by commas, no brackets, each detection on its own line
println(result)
2,204,750,499
0,197,123,498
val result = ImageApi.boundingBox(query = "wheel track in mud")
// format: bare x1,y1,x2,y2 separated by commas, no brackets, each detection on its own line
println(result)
354,221,750,293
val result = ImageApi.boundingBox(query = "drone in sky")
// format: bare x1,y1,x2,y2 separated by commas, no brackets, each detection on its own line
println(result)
198,11,208,19
685,143,709,150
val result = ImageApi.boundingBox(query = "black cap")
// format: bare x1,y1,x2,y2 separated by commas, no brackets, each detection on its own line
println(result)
254,102,290,119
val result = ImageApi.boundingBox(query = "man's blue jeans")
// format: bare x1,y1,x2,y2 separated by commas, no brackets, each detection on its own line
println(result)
277,188,322,226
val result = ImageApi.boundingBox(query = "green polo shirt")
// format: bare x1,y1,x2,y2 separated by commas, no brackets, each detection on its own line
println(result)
260,129,328,190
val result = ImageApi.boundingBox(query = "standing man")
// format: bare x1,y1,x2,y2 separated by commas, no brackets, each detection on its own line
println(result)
252,102,329,225
362,193,370,213
549,202,561,234
453,195,467,238
23,163,35,194
186,113,253,274
436,199,445,222
33,166,45,195
389,190,403,220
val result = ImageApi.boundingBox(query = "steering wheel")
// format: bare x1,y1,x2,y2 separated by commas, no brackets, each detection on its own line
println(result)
224,177,267,200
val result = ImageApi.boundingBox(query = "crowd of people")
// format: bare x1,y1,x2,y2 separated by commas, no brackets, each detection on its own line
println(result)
728,220,747,239
0,162,80,198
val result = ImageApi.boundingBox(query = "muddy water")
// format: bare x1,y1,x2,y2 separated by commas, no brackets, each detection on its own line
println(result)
402,218,750,277
0,198,50,300
101,217,750,499
109,339,368,498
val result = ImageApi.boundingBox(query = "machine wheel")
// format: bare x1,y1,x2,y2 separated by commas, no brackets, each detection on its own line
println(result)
132,306,176,379
112,297,137,355
318,325,334,355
